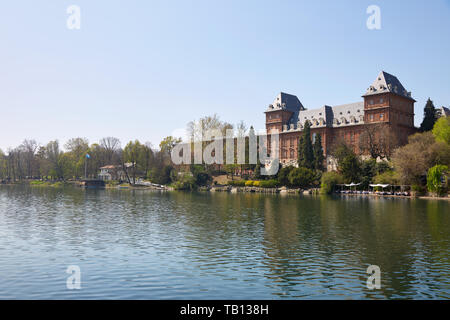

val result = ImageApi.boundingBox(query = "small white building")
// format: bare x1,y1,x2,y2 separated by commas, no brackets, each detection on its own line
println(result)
98,165,130,181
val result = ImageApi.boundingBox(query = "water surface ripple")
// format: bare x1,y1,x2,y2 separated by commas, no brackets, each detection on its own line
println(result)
0,186,448,299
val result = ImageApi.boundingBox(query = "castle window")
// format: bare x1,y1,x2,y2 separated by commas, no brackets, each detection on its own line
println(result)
380,113,384,120
370,114,374,121
380,98,384,103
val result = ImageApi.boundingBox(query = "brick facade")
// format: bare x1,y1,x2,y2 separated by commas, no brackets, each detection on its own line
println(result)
265,72,417,169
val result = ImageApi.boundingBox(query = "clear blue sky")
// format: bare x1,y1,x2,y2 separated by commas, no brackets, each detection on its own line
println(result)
1,0,449,150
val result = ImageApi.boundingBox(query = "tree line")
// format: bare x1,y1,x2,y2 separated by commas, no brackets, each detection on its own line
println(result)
0,136,178,185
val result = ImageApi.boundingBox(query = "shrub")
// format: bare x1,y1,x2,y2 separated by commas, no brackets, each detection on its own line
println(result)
373,170,399,185
411,184,426,196
288,167,315,188
228,180,246,187
172,173,196,190
277,166,295,186
245,180,254,187
320,172,343,194
427,165,448,196
259,180,280,188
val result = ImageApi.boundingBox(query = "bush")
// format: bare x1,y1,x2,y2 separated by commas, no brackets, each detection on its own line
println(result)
277,166,295,186
411,184,426,196
245,180,254,187
228,180,246,187
172,173,196,190
288,167,315,188
259,180,280,188
190,165,212,186
427,165,448,196
320,172,343,194
373,170,399,185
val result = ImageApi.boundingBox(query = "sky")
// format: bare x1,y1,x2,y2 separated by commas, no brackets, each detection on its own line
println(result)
1,0,450,151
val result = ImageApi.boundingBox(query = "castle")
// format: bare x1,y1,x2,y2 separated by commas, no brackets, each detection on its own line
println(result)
265,71,417,170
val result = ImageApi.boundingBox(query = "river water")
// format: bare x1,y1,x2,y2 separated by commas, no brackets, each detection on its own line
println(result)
0,185,448,299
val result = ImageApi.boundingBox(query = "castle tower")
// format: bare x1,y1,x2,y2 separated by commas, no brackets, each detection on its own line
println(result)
362,71,416,143
265,92,304,133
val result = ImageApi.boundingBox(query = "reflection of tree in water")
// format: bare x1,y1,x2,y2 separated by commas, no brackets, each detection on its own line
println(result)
261,195,450,299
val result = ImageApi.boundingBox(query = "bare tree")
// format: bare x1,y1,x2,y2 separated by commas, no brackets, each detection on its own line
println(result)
100,137,121,163
359,123,399,160
19,139,39,178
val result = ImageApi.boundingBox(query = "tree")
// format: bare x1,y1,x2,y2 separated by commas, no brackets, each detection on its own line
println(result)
320,171,344,194
159,136,182,155
298,121,314,169
64,138,90,178
420,98,437,132
0,149,7,180
123,140,145,185
313,134,324,171
288,167,315,188
44,140,64,179
333,142,361,183
99,137,121,163
427,165,448,196
432,116,450,144
18,139,39,178
359,123,399,160
392,132,450,185
360,159,376,189
277,166,294,186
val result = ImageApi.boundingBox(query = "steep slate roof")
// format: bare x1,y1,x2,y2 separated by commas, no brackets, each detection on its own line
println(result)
266,92,305,113
363,71,414,100
267,71,415,132
290,102,364,129
437,106,450,117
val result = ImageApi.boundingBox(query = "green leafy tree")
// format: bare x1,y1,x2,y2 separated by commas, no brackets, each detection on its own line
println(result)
432,116,450,144
159,136,182,155
313,134,324,171
427,165,448,196
288,167,315,188
360,159,376,189
298,121,314,169
420,98,437,132
277,166,294,186
123,140,147,184
320,171,344,194
333,143,361,183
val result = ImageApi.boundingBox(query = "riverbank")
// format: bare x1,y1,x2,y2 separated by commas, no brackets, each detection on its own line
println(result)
203,184,450,201
0,180,171,191
1,181,448,200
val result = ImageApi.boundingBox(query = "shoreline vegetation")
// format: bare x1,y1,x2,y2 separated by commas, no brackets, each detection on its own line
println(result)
1,179,449,201
1,114,449,200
